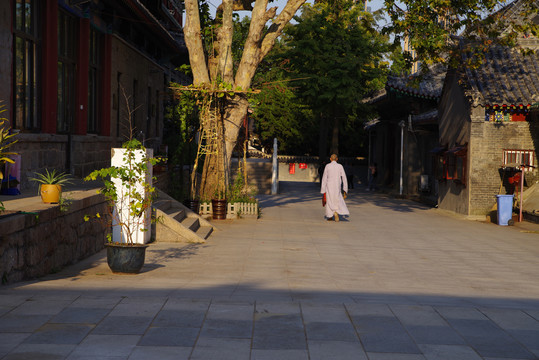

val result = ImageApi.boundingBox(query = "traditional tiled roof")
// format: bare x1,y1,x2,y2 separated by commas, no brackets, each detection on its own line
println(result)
461,46,539,107
411,109,438,124
386,65,447,100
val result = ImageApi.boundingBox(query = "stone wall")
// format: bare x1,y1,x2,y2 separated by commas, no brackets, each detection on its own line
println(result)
469,110,538,215
110,36,166,143
437,73,473,215
71,135,115,178
9,133,116,189
0,192,109,284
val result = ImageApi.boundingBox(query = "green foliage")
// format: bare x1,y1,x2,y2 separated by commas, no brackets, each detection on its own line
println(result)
198,0,215,56
58,195,72,213
236,21,315,155
29,169,73,186
0,101,18,181
232,16,252,68
285,0,389,114
227,170,257,204
251,68,317,154
0,103,19,212
164,83,200,201
84,140,162,245
384,0,539,69
388,45,408,76
278,0,390,155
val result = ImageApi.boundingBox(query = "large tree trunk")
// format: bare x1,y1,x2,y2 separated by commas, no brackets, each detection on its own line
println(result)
198,96,249,199
330,116,339,156
318,113,328,159
183,0,306,199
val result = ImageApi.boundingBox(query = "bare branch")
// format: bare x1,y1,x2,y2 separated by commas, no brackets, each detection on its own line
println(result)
217,0,234,83
234,0,271,89
184,0,210,85
260,0,306,58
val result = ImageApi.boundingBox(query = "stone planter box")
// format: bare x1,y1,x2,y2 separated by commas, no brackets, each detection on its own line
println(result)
0,190,109,284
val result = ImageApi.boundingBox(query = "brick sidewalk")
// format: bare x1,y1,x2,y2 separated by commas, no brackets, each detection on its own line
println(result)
1,182,539,359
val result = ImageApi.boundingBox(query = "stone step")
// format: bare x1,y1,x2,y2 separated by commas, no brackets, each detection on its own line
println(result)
166,209,187,223
153,190,215,244
181,216,200,232
196,225,213,240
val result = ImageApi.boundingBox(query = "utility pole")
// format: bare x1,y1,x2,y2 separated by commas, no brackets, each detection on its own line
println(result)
399,120,406,195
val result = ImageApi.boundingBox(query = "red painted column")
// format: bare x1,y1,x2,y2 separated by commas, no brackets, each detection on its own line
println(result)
75,18,90,135
41,0,58,134
100,34,112,136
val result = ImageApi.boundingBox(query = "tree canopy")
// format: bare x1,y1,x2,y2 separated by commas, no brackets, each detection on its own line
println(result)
384,0,539,70
282,0,390,155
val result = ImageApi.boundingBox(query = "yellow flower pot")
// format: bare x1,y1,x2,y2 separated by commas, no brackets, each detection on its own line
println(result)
40,184,62,204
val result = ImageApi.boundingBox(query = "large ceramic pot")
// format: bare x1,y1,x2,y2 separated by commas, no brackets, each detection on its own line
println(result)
105,243,149,274
211,199,227,220
40,184,62,204
184,199,200,214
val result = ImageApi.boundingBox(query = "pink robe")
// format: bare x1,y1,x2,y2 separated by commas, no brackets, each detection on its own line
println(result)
321,161,349,218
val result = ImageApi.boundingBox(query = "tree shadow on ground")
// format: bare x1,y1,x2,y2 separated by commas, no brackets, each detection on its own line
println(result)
258,181,433,214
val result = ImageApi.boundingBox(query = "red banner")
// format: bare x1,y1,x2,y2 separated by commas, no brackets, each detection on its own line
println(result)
289,163,295,174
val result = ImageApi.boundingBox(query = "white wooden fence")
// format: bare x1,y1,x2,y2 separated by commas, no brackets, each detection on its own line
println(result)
199,202,259,219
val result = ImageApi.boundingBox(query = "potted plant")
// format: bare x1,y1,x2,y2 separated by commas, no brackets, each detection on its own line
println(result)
184,195,200,214
184,171,201,214
227,170,259,218
85,138,160,273
30,169,72,204
1,175,20,195
210,177,227,220
0,101,18,212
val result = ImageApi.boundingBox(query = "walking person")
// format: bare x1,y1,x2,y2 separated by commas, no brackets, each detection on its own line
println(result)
368,162,377,191
321,154,349,221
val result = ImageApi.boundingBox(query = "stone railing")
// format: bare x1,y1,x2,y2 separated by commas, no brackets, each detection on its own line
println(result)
0,190,109,284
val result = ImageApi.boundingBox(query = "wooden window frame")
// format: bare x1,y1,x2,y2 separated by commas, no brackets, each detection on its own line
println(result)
13,0,41,131
503,149,535,172
57,9,78,134
442,146,467,185
88,26,102,134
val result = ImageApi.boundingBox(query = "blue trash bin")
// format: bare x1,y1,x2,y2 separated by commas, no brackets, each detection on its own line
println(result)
496,194,514,226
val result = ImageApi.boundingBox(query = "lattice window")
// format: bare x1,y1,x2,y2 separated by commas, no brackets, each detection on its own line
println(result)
13,0,41,131
503,149,535,171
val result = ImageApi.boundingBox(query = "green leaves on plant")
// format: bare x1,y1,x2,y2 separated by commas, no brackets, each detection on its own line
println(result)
29,169,73,186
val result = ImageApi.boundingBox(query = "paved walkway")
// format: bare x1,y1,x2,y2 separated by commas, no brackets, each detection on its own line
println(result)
1,182,539,360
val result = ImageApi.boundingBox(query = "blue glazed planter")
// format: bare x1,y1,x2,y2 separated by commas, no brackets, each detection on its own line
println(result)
106,243,149,274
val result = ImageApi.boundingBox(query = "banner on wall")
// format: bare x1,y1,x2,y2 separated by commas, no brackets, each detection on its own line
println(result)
299,163,307,169
289,163,295,174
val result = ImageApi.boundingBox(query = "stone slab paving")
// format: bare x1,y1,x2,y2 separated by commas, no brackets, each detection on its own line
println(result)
1,182,539,359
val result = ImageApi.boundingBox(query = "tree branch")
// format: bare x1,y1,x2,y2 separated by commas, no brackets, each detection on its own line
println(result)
217,0,235,83
260,0,306,58
183,0,210,85
234,0,273,89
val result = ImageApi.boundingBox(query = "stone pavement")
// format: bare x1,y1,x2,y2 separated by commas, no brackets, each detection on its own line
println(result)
1,181,539,360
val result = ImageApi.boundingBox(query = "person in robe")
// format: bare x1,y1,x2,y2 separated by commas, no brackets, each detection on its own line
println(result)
321,154,349,221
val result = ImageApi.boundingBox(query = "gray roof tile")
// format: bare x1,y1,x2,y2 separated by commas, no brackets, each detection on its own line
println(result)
461,46,539,106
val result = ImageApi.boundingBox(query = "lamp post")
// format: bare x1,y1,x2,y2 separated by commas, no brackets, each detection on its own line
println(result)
399,120,406,195
271,138,278,195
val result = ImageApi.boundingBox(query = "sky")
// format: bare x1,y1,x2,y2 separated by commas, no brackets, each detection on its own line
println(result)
206,0,387,21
